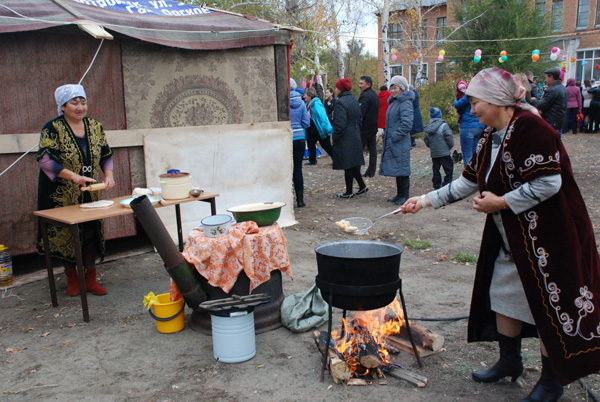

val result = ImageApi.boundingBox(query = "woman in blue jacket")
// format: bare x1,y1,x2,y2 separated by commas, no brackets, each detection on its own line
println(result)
454,80,484,167
290,79,311,207
304,88,334,160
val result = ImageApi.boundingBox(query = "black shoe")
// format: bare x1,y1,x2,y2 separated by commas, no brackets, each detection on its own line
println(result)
387,195,401,203
520,356,563,402
336,193,354,199
472,334,523,383
394,196,408,205
355,187,369,196
305,161,317,165
297,200,305,208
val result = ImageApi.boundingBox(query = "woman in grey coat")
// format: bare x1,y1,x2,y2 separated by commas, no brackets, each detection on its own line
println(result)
332,78,367,198
380,75,414,205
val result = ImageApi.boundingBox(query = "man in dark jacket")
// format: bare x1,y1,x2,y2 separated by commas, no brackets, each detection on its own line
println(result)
533,68,567,132
525,71,540,101
358,76,379,177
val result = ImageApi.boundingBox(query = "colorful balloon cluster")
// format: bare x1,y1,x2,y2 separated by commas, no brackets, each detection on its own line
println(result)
532,49,540,62
550,46,561,61
473,49,482,63
437,49,445,62
390,47,398,62
498,50,507,63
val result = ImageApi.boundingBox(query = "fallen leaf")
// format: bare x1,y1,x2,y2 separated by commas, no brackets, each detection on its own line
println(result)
41,332,51,337
6,348,18,354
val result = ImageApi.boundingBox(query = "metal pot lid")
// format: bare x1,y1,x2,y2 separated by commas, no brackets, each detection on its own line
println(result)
159,169,190,178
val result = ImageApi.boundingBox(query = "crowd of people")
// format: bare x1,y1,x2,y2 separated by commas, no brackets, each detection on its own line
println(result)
288,67,600,402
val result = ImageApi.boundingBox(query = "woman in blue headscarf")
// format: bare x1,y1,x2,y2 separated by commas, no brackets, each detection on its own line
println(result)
37,84,115,297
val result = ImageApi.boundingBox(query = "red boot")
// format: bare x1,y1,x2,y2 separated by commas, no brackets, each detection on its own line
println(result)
64,269,80,297
84,268,107,296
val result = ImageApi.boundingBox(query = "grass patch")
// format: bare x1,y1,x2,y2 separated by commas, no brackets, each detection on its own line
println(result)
403,237,432,250
452,252,478,265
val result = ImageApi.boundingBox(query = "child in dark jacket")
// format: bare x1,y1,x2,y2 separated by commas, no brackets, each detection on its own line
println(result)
423,107,454,189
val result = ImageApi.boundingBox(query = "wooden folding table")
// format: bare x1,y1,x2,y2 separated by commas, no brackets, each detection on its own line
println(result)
34,192,218,322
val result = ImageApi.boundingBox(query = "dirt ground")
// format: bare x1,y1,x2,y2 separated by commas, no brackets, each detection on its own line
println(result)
2,133,600,402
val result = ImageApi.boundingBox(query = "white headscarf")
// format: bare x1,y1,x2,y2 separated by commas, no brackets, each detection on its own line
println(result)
465,68,526,107
54,84,86,116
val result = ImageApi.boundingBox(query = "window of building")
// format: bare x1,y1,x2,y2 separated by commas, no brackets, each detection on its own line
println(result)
391,66,403,77
536,0,546,16
435,62,445,82
551,0,563,32
576,49,600,81
436,17,447,42
577,0,590,28
422,19,428,48
410,63,428,87
596,0,600,25
388,23,403,49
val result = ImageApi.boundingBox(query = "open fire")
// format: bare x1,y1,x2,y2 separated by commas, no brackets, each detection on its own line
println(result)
313,298,443,386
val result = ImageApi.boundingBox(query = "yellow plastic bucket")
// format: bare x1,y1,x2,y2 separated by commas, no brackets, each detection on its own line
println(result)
148,293,185,334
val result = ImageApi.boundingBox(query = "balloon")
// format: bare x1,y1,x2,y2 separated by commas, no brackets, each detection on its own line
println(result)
532,53,540,62
582,60,588,65
499,57,504,63
556,48,561,55
413,52,418,58
391,48,397,55
550,53,558,61
475,49,482,56
500,50,507,57
532,49,540,55
560,70,565,79
571,57,576,63
391,54,397,61
501,55,507,62
438,55,444,62
439,50,445,56
551,47,558,53
474,56,481,63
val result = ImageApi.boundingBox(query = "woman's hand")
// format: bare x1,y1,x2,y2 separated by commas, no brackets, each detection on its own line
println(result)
402,196,423,214
76,176,96,186
104,170,116,190
473,191,508,214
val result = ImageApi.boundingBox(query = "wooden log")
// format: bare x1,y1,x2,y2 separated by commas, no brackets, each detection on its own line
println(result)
357,333,383,369
312,331,350,384
384,334,436,358
347,378,368,386
385,367,427,388
383,313,444,352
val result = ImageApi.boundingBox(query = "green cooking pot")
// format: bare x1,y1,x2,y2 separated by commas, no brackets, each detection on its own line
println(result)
227,202,285,227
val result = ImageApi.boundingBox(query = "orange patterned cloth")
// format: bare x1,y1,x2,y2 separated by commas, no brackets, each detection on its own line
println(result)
169,221,292,301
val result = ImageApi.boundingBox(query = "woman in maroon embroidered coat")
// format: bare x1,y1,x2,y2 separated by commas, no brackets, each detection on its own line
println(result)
401,68,600,402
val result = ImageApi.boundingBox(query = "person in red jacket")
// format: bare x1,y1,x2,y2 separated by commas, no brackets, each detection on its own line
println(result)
378,85,391,131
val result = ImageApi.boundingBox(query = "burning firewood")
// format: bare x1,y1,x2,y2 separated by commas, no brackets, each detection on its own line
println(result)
312,331,350,384
383,312,444,352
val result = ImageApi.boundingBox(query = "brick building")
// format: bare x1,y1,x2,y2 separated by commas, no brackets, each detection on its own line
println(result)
378,0,600,87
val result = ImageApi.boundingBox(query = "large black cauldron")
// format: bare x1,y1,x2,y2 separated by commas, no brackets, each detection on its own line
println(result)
315,240,403,311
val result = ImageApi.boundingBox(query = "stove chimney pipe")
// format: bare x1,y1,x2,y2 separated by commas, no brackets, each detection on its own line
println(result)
130,195,206,310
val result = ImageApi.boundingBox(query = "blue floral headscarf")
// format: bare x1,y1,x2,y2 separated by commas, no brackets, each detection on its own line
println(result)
54,84,86,116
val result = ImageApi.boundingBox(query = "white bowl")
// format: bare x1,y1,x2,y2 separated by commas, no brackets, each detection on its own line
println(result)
201,214,234,238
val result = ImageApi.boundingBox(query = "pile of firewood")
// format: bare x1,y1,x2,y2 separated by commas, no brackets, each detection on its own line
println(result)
312,315,444,387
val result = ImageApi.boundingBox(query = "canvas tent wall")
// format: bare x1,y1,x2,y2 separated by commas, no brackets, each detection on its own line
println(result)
0,0,295,257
